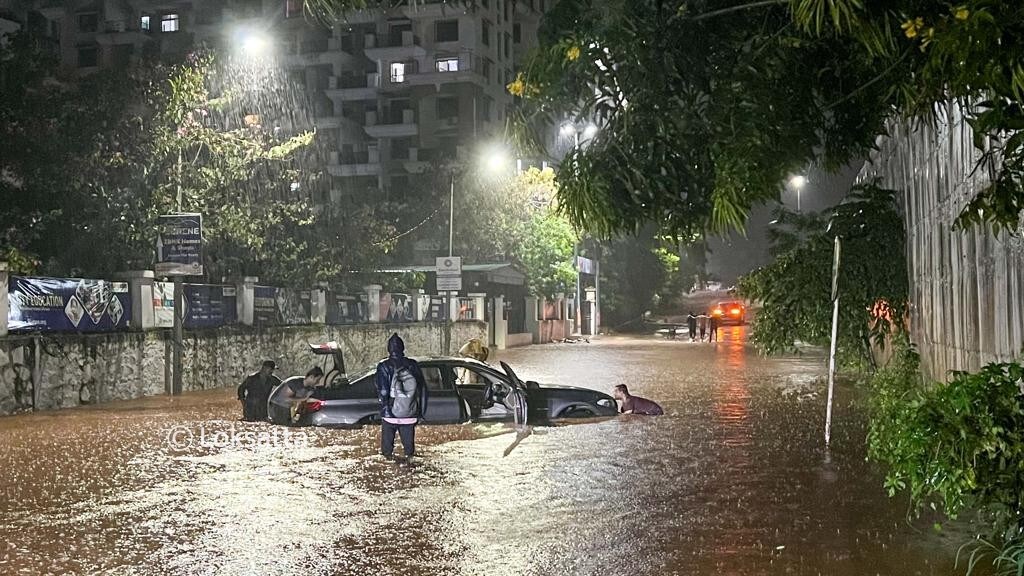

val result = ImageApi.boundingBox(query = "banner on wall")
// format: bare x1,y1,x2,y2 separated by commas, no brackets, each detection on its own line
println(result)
154,281,174,328
326,293,365,324
381,293,413,323
9,276,131,332
183,284,237,328
253,286,311,325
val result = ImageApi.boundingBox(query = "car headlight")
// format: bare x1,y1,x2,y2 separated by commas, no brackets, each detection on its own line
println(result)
597,398,614,408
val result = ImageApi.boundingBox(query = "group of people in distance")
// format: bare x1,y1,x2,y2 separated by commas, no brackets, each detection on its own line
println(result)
685,311,719,342
237,333,664,463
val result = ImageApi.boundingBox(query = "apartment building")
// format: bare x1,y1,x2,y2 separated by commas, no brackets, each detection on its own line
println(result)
1,0,548,202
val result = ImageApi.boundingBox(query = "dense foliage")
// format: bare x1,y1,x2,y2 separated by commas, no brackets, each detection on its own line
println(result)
737,182,908,368
868,341,1024,574
0,40,396,284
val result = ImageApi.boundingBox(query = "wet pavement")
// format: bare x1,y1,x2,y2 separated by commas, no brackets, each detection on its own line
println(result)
0,328,961,575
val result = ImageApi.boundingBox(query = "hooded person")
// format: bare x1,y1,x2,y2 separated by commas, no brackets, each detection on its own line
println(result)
375,333,429,460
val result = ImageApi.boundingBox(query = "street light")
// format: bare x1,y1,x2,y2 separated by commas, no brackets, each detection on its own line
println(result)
232,27,272,58
447,144,514,257
789,174,807,212
559,120,600,335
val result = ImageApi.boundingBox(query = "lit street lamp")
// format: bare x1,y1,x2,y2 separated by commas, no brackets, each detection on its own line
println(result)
789,174,807,212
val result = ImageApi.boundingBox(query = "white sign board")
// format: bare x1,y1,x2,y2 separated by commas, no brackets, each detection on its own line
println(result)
437,276,463,292
436,256,462,293
435,256,462,275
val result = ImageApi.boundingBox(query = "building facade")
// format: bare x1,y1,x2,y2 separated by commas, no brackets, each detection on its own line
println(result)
0,0,547,204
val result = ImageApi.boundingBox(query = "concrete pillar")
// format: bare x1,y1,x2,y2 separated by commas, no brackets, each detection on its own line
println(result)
0,262,8,338
410,289,426,321
116,270,155,330
557,292,570,339
525,296,540,344
311,282,328,324
364,284,382,322
468,292,486,322
492,295,507,350
237,277,258,326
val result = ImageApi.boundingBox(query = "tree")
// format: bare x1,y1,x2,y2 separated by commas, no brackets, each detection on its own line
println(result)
0,41,396,284
736,182,908,369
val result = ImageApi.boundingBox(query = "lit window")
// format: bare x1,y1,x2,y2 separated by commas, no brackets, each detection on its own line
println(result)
436,57,459,72
161,14,179,33
390,62,406,83
140,16,151,31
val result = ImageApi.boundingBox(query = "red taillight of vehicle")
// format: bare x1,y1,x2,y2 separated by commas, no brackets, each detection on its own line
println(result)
304,399,324,413
730,308,741,315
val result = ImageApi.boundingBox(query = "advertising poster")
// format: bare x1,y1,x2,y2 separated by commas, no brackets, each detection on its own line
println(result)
183,284,237,328
9,277,131,332
254,286,278,325
153,281,175,328
381,293,413,323
326,293,364,324
155,213,203,276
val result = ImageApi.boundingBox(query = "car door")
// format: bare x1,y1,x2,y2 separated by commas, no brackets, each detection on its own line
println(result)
451,362,514,421
498,362,529,429
418,363,464,424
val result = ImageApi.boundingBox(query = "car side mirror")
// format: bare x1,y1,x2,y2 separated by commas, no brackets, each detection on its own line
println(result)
526,380,540,390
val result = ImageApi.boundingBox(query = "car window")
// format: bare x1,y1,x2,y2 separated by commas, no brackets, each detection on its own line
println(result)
421,366,450,391
453,364,503,388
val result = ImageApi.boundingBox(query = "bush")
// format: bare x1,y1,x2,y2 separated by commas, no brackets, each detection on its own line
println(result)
868,338,1024,573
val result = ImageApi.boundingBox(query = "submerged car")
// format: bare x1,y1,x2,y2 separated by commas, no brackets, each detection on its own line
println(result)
267,342,618,428
711,301,747,325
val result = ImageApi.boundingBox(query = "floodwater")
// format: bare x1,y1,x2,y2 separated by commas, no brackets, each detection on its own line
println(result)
0,328,962,575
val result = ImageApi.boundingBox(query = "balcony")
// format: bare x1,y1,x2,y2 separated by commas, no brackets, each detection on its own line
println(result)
401,147,430,173
364,31,426,61
282,37,357,68
96,20,150,45
325,73,380,101
364,109,418,138
327,150,381,177
405,53,485,88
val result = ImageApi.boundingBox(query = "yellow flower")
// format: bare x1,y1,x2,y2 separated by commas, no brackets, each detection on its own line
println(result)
566,45,581,62
921,27,936,49
901,17,924,38
506,76,525,97
954,6,969,20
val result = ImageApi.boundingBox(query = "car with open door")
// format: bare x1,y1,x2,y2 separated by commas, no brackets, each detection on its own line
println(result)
267,343,615,427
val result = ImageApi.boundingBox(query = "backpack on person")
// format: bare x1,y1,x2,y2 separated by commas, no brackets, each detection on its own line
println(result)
389,364,420,418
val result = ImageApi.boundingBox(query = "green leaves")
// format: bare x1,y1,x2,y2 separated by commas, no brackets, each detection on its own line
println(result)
868,344,1024,547
737,182,908,367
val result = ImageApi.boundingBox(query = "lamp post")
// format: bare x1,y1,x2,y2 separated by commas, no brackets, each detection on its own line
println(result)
560,121,599,334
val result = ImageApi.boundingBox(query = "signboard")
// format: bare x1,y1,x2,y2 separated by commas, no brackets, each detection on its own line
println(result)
326,293,365,324
436,256,462,293
9,276,131,332
154,281,174,328
576,256,596,275
436,275,463,291
156,213,203,276
254,286,278,325
183,284,237,328
254,286,311,325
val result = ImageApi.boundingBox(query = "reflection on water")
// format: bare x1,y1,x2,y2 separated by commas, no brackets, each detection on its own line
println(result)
0,331,960,575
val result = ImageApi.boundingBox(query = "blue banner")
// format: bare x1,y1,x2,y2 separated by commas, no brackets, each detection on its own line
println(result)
9,276,131,332
183,284,237,328
156,213,203,276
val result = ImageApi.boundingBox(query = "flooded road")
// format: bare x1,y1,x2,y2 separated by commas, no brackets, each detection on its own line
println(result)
0,328,959,575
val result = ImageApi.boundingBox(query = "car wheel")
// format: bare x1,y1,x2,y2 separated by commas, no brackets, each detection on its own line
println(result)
561,407,595,418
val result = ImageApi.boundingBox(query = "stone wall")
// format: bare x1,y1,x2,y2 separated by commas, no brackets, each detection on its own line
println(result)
858,103,1024,380
0,321,487,416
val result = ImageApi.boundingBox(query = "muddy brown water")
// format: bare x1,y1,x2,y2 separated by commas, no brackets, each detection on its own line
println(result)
0,329,964,575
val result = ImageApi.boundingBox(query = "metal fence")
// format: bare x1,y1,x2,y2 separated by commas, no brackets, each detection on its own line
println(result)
857,103,1024,380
